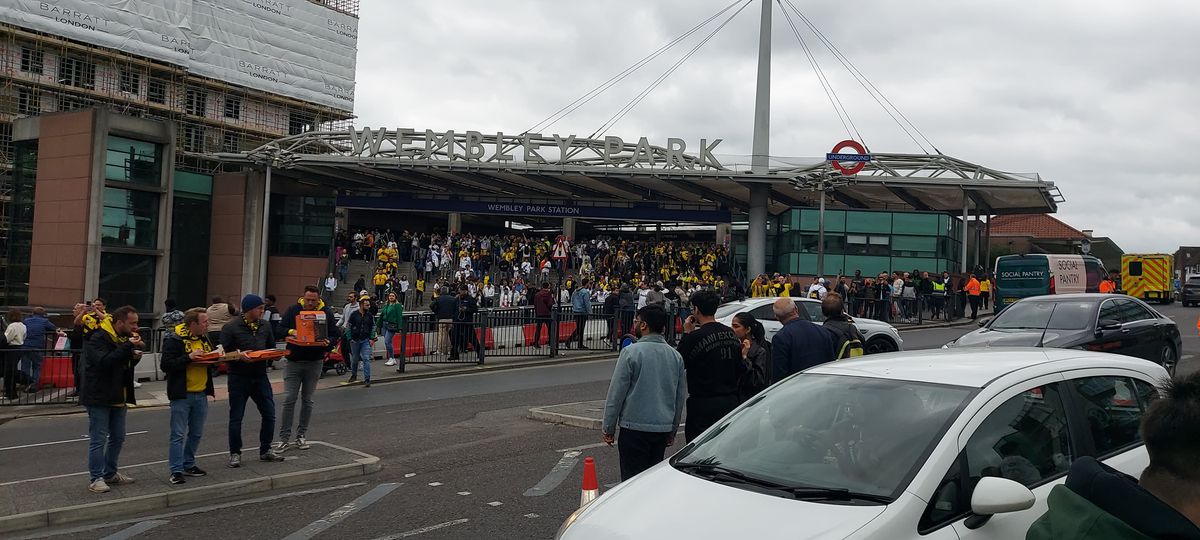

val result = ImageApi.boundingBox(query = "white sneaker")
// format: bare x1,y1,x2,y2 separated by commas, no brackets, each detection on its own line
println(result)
89,478,110,493
133,381,142,388
384,358,397,366
104,472,135,485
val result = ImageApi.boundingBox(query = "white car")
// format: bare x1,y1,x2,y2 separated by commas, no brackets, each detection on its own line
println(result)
557,349,1167,540
714,297,904,353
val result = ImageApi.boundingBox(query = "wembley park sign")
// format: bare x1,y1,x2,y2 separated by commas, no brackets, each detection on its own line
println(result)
343,128,729,171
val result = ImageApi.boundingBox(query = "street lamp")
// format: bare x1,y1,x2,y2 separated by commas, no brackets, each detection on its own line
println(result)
792,172,851,277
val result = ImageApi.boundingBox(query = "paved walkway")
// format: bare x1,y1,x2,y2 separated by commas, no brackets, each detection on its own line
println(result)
0,441,380,534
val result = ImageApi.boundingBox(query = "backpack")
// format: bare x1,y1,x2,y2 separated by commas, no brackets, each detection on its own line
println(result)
826,321,865,360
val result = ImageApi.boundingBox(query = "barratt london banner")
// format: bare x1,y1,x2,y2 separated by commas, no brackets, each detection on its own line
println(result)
0,0,357,111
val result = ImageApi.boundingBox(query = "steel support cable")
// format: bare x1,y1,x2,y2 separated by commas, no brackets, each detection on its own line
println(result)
592,0,755,139
522,0,748,136
783,0,936,153
776,0,861,144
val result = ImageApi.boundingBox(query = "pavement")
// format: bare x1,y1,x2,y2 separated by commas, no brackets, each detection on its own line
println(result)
0,441,380,535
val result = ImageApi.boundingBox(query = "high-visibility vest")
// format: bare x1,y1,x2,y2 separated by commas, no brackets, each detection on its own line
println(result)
932,282,946,293
1100,280,1116,293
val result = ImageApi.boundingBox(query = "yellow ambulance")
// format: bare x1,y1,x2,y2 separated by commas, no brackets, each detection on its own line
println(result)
1120,253,1174,304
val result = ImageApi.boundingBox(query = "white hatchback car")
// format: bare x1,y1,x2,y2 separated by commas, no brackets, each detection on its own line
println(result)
714,297,904,353
557,349,1167,540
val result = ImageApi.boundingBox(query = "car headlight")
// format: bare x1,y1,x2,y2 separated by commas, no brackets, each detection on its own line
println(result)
555,504,590,539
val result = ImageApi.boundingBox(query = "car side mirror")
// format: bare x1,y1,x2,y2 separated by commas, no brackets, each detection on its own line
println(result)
977,317,991,328
1098,319,1122,331
964,477,1035,529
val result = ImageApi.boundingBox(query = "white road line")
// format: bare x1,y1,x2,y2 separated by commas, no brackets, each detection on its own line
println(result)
427,482,442,486
0,451,225,487
11,483,366,540
0,431,149,452
281,483,402,540
555,442,608,453
98,520,168,540
370,518,469,540
487,501,503,507
456,491,471,496
523,450,580,497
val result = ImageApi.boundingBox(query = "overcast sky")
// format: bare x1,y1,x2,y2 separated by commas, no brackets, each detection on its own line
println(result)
351,0,1199,252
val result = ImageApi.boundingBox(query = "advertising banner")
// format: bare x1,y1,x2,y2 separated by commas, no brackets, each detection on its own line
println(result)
0,0,357,111
337,196,733,224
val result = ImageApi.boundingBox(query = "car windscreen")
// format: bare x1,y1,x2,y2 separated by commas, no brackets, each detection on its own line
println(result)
714,303,748,319
672,374,973,501
989,300,1095,330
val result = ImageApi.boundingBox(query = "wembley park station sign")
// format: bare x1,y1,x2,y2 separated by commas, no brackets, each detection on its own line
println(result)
344,128,730,171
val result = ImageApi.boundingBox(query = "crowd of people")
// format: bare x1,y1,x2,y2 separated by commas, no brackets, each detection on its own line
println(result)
749,269,995,322
601,290,868,480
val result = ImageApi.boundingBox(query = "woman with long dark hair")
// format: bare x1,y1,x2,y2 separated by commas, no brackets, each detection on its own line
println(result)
731,312,771,401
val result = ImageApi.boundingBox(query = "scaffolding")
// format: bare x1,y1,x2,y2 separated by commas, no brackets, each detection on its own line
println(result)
0,0,358,297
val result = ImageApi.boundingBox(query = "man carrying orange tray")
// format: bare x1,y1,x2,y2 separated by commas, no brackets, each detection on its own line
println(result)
277,285,337,454
220,294,285,468
160,308,215,485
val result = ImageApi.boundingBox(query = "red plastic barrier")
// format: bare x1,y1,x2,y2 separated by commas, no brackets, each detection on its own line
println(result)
557,321,577,343
522,324,550,346
468,327,495,351
397,332,425,358
39,354,74,388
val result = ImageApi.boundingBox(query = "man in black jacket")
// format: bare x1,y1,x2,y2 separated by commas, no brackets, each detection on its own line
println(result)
431,286,458,355
220,295,284,468
532,283,554,347
81,305,143,494
276,285,336,453
451,285,481,362
160,308,214,485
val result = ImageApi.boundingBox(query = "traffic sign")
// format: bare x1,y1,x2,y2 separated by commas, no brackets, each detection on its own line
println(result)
826,140,871,175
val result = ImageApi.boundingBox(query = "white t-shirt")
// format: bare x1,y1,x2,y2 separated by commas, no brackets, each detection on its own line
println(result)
637,288,650,309
325,277,337,291
808,284,827,300
399,280,410,292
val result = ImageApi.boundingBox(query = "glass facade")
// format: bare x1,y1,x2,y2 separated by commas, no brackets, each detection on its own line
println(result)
168,171,213,310
1,140,38,305
269,194,334,258
99,135,164,313
739,208,962,277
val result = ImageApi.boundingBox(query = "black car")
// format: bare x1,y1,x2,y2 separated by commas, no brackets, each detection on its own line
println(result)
1182,275,1200,307
946,293,1181,375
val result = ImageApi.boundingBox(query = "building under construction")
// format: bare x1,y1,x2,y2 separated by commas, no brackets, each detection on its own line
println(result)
0,0,359,312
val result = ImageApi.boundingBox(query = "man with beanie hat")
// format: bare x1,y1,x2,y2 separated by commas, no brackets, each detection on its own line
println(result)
220,293,284,468
276,285,336,453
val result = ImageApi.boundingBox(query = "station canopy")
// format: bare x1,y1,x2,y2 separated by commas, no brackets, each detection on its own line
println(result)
209,128,1064,219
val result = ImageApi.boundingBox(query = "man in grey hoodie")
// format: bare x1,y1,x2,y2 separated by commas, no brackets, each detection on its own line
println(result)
602,305,687,481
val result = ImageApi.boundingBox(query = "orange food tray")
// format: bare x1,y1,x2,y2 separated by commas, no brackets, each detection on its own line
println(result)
285,337,329,347
245,349,290,361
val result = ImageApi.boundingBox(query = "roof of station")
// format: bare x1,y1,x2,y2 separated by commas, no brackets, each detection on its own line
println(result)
208,129,1064,217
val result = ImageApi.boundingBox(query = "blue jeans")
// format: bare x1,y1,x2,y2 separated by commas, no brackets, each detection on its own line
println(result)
169,393,208,474
382,328,397,359
86,406,127,482
227,373,275,456
21,349,43,387
350,339,372,381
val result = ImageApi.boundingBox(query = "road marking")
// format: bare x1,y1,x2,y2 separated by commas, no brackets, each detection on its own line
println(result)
98,520,168,540
525,513,540,519
428,482,443,486
487,501,503,507
523,450,580,497
281,483,402,540
404,473,416,478
0,451,225,487
370,518,469,539
11,483,366,540
555,442,608,453
457,491,471,496
1182,354,1194,360
0,431,149,452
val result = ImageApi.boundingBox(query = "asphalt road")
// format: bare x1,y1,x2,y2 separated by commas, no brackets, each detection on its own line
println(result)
5,309,1197,540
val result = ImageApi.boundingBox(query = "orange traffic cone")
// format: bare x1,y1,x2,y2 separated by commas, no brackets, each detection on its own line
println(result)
580,456,599,506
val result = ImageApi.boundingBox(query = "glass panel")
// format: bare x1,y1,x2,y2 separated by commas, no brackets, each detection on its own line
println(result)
168,192,212,310
965,384,1072,488
1115,299,1155,323
991,300,1095,330
673,374,973,500
800,209,820,232
893,213,939,235
1128,261,1143,277
844,256,891,277
1068,377,1143,457
269,195,334,258
846,211,892,234
99,252,156,313
825,210,847,233
106,136,162,186
101,187,159,249
173,170,212,197
1,141,37,305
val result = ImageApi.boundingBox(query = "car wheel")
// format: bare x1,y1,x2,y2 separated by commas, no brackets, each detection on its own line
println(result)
866,337,898,354
1160,344,1177,377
